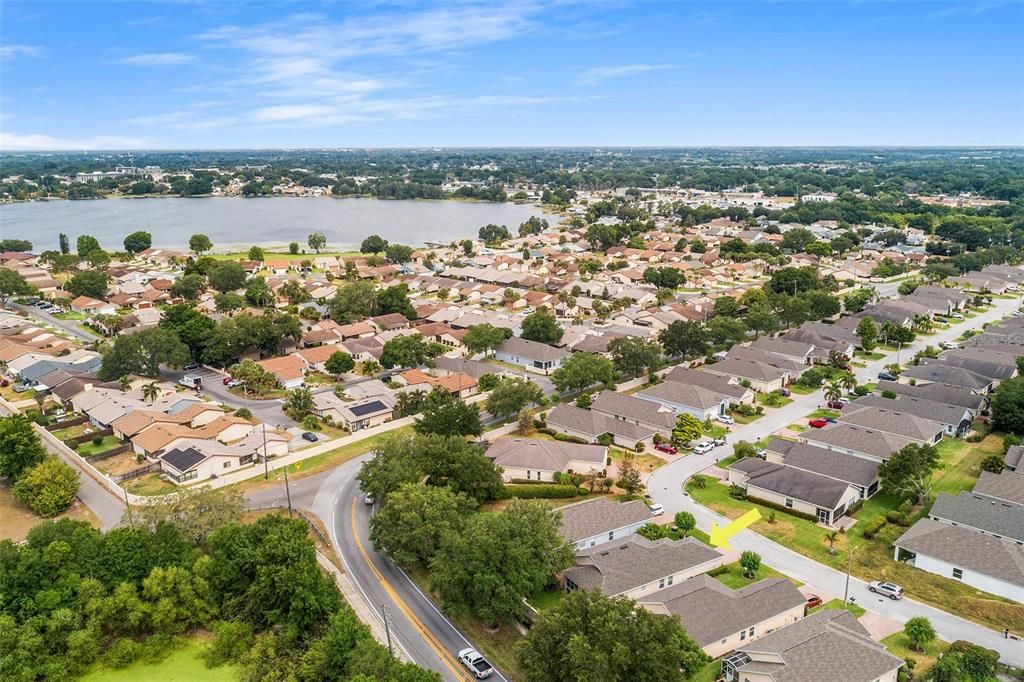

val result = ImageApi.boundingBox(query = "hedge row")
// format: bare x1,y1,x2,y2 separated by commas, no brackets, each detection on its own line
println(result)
862,517,887,539
500,484,584,500
745,495,819,523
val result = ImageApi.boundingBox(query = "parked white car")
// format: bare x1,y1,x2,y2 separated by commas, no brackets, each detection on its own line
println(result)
693,441,714,455
716,414,734,425
648,503,665,516
868,581,904,600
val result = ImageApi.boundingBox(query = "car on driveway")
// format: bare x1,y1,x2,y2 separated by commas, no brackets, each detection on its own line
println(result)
693,441,714,454
805,594,823,609
951,312,964,319
183,361,201,371
940,341,960,350
755,448,768,459
223,376,233,385
808,418,828,428
868,581,904,600
458,648,494,679
301,432,319,442
654,443,677,454
778,387,791,397
716,414,734,425
826,400,845,409
648,503,664,516
878,371,897,381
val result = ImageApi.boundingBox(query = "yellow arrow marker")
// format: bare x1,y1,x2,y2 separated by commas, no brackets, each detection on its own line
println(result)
709,508,761,550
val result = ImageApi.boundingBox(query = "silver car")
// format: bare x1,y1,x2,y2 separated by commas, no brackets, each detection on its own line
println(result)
868,581,904,600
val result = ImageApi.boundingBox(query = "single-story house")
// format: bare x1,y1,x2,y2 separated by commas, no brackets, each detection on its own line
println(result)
898,364,992,393
765,437,881,499
800,423,915,463
563,535,725,599
546,404,656,450
721,610,903,682
971,469,1024,507
485,438,606,482
635,380,731,421
728,458,860,526
160,445,255,484
589,390,676,436
837,405,944,444
313,392,395,432
1004,444,1022,472
875,380,985,413
70,295,117,316
703,358,787,393
494,337,569,375
662,366,755,405
853,394,973,437
558,497,654,551
258,354,307,389
639,575,806,659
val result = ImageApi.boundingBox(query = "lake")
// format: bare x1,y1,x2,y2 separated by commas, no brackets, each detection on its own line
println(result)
0,196,551,251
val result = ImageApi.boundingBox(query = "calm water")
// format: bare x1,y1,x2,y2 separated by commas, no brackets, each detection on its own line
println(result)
0,196,550,251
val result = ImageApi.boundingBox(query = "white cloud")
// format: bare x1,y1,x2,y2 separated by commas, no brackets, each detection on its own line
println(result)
252,104,336,123
576,63,676,85
0,131,153,151
0,45,42,60
120,52,195,65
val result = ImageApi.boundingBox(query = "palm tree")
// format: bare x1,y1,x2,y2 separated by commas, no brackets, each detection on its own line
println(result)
118,375,132,392
824,382,842,403
824,531,840,555
142,381,160,404
839,372,857,393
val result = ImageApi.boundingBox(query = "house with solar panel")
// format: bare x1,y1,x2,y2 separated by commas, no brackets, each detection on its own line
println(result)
313,392,396,432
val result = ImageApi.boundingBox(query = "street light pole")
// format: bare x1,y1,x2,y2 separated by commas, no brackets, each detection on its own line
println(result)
843,545,855,605
283,459,293,516
262,421,269,479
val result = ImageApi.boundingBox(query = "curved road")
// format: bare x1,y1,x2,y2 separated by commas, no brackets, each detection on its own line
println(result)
649,295,1024,667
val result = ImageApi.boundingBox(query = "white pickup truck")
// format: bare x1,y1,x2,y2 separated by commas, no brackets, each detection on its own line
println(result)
458,648,494,679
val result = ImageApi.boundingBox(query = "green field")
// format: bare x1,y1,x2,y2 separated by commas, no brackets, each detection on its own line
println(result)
81,638,236,682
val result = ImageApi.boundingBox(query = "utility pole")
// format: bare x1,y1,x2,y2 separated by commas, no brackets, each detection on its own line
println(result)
262,421,269,479
382,605,394,655
122,486,134,527
283,459,293,517
843,545,855,605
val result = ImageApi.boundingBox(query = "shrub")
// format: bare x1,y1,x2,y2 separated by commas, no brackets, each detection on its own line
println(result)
500,484,582,499
886,510,903,524
597,433,613,446
862,516,887,539
634,442,645,453
898,500,913,514
92,434,104,446
65,439,79,451
12,458,81,517
881,390,897,399
235,407,253,420
854,385,869,396
553,432,568,441
105,638,141,669
706,565,729,577
538,427,556,436
653,432,664,445
728,484,747,500
733,402,756,417
744,495,818,523
846,499,864,516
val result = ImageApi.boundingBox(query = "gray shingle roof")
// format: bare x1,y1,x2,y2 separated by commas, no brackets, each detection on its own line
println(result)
929,492,1024,542
496,337,569,363
895,518,1024,588
637,380,730,410
546,404,655,442
919,356,1016,382
1006,444,1023,470
663,366,752,400
973,470,1024,506
558,498,653,543
735,610,904,682
837,405,944,442
590,390,675,430
638,575,805,646
853,394,972,428
730,458,852,509
485,437,606,472
704,357,787,382
875,380,984,411
766,437,879,487
564,536,723,596
801,423,914,462
899,364,991,391
726,345,807,373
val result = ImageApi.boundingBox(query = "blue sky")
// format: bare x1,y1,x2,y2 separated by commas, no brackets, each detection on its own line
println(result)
1,1,1022,149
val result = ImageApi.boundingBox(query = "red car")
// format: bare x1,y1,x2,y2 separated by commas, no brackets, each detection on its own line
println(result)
654,443,678,454
805,595,823,609
808,418,828,428
223,376,233,385
826,401,845,410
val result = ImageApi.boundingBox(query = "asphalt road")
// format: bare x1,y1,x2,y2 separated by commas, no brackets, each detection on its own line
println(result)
648,295,1024,667
160,365,297,428
11,302,97,342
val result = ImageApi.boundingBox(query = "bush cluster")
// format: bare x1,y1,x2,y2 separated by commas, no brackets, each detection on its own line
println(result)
500,484,583,499
862,516,887,539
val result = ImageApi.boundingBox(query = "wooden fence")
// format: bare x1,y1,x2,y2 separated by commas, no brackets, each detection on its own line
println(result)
44,415,90,431
111,462,161,483
83,444,133,463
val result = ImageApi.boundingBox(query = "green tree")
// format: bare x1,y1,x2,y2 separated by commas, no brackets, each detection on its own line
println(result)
214,292,244,313
288,242,300,255
671,413,703,448
137,487,244,545
414,390,482,438
325,351,355,376
59,232,70,254
463,323,511,356
360,235,388,254
486,377,544,419
122,231,152,254
329,281,379,323
520,309,563,344
415,435,504,502
0,414,47,480
659,321,709,358
712,296,739,318
706,315,748,347
11,458,80,517
517,590,709,682
357,435,424,503
244,276,273,306
430,500,573,626
745,304,781,338
169,273,206,301
188,234,213,255
879,443,941,505
768,266,819,294
284,387,314,418
380,333,430,369
65,269,110,298
279,280,311,305
739,550,761,578
385,243,413,264
308,232,327,253
931,640,999,682
159,303,216,360
855,316,878,351
478,224,511,244
991,376,1024,435
673,511,696,538
608,336,662,377
247,245,265,261
76,235,102,258
99,328,189,380
378,283,416,319
780,228,816,253
843,288,873,314
551,352,615,393
0,268,36,307
369,483,476,566
903,616,936,653
208,261,247,292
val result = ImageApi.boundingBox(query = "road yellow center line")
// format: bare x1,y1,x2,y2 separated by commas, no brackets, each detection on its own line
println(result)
350,498,474,682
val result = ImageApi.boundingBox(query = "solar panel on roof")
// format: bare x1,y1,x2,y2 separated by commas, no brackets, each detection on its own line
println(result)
350,400,387,417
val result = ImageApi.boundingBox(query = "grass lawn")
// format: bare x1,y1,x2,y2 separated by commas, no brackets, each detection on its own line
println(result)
75,435,123,457
931,435,1002,496
855,350,886,360
686,472,1024,632
52,311,86,320
756,393,793,408
690,660,722,682
80,636,236,682
810,598,865,618
124,472,178,497
788,384,817,395
805,408,841,420
731,412,762,425
703,423,729,438
526,588,565,611
786,423,808,432
609,449,666,473
881,631,949,673
406,567,526,681
712,561,801,589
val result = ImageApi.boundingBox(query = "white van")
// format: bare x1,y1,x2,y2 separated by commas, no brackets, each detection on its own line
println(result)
648,503,664,516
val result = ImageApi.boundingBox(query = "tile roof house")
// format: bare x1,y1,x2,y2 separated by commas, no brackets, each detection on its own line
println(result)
722,609,903,682
485,438,607,482
639,575,806,658
257,354,307,389
836,405,944,444
557,497,654,550
312,392,395,432
728,458,860,526
563,535,724,599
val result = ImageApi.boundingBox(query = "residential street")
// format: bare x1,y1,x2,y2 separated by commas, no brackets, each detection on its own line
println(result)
648,294,1024,667
159,365,297,428
12,302,97,343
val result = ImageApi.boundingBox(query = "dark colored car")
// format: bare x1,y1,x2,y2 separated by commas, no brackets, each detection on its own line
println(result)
183,361,201,371
826,400,845,410
778,387,791,397
808,418,828,428
878,372,897,381
805,595,823,609
301,432,318,442
654,443,678,454
824,416,837,424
